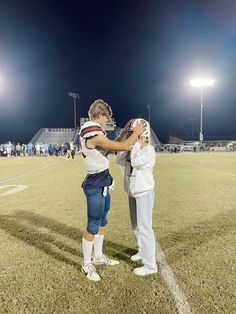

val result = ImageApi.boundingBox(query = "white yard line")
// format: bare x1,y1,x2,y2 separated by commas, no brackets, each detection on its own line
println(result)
0,184,28,196
118,165,191,314
156,242,192,314
0,164,53,184
166,158,236,177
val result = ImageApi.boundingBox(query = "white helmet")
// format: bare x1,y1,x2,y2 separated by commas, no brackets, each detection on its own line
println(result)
131,118,150,139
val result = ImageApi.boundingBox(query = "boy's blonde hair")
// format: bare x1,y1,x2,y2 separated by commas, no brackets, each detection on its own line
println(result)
88,99,113,120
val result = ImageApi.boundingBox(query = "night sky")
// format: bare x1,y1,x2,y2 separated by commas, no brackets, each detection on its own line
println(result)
0,0,236,143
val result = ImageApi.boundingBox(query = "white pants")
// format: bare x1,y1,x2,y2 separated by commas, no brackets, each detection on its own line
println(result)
129,190,157,269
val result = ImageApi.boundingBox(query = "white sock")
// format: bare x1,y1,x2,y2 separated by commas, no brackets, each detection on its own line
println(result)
82,237,94,266
94,234,104,259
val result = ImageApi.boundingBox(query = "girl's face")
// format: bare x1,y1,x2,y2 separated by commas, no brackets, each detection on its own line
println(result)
138,137,148,147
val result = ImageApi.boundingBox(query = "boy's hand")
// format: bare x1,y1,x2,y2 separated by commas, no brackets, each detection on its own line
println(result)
109,180,115,191
132,122,144,136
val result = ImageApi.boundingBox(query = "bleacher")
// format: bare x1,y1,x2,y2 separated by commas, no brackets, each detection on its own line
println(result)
150,128,161,151
80,117,118,141
29,120,161,150
30,128,77,145
106,130,118,140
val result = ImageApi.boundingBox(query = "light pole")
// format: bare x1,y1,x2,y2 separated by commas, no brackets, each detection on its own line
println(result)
146,105,151,125
68,92,79,129
190,78,214,143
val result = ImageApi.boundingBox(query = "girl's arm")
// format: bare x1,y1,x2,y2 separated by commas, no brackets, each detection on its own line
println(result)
115,119,133,142
130,142,155,168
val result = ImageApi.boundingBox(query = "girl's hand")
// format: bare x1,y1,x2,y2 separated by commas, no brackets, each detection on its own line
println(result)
123,119,134,132
137,137,146,148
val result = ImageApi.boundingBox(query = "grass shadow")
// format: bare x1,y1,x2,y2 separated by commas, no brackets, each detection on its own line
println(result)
0,214,81,268
0,210,136,266
158,209,236,263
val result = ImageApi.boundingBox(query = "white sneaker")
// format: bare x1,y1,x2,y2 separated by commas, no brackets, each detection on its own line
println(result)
93,255,119,266
130,253,142,262
133,265,157,276
81,263,101,281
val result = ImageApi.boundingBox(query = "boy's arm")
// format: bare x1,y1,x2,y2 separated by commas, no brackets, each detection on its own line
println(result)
88,123,143,151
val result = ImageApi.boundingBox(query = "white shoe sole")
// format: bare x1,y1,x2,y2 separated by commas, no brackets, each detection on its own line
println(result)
81,267,101,281
93,259,119,266
130,255,142,262
133,268,157,276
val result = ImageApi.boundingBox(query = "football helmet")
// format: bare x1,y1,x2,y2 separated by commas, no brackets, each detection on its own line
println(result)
131,118,150,139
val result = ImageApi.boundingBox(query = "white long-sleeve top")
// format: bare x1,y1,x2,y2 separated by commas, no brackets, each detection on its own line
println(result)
116,142,155,197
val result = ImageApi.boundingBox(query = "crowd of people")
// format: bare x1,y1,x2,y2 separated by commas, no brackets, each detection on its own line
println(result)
0,140,77,158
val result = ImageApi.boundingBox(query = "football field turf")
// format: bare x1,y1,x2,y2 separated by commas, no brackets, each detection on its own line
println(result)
0,152,235,313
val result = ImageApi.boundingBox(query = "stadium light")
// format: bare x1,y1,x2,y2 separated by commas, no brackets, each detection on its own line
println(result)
190,79,214,88
189,78,214,142
68,92,79,129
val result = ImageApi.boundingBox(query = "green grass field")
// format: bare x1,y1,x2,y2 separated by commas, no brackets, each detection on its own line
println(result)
0,153,235,314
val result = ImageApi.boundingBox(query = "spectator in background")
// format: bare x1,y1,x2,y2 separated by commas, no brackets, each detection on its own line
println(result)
66,139,72,159
23,144,27,156
2,144,7,157
16,143,22,156
11,144,16,157
63,144,67,156
6,141,12,157
42,142,49,157
35,143,41,157
27,142,33,156
48,144,54,156
58,144,63,156
70,141,75,160
54,143,59,157
0,144,4,156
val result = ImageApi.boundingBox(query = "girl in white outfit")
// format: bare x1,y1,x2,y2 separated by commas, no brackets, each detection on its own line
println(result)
116,119,157,276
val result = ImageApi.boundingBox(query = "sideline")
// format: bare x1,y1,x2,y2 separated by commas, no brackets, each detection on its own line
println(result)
0,164,54,184
118,165,191,314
